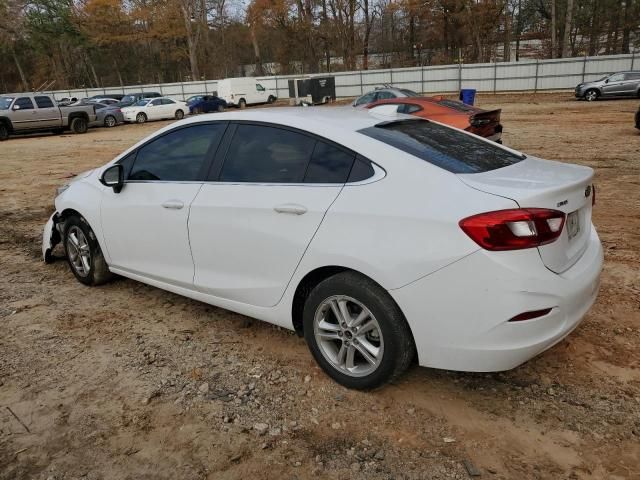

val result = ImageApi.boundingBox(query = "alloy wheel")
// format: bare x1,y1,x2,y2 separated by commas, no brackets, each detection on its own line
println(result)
66,226,91,277
585,90,598,101
313,295,384,377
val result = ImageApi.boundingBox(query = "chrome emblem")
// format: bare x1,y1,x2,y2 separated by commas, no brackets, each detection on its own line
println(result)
585,185,592,197
557,199,568,208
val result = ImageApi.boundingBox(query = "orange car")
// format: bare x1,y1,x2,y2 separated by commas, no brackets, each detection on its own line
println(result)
366,96,503,143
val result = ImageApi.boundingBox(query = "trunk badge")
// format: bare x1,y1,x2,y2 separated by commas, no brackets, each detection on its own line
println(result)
585,185,592,197
557,200,568,207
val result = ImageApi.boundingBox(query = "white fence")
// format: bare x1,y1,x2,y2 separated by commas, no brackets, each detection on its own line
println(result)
48,53,638,100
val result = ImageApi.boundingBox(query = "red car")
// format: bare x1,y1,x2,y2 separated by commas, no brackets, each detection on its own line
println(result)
366,96,503,143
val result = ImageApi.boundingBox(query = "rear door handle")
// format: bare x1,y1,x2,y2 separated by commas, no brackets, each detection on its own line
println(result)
161,200,184,210
274,204,307,215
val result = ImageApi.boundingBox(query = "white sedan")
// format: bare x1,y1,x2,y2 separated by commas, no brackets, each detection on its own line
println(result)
43,107,603,389
121,97,188,124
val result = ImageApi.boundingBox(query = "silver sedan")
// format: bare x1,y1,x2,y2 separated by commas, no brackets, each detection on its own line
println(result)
90,102,125,128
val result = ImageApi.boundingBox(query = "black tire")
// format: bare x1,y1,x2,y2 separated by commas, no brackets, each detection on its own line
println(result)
70,117,88,134
63,215,114,286
217,104,225,112
104,115,117,128
584,89,599,102
267,95,276,104
303,271,415,390
136,112,147,124
238,98,247,109
175,109,184,120
0,123,9,141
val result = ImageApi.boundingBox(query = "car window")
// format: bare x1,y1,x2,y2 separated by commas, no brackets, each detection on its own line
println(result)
256,84,265,92
150,99,163,106
397,103,422,114
220,125,315,183
399,89,420,97
15,97,34,110
94,104,107,110
358,120,524,174
34,96,54,108
162,98,176,105
355,92,376,106
128,124,226,181
624,72,640,80
608,73,624,82
348,156,376,182
304,141,355,183
0,97,14,110
376,91,397,100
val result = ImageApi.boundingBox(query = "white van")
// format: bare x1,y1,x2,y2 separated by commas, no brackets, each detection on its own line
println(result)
216,77,277,108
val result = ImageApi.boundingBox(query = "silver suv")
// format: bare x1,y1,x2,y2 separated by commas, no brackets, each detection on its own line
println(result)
575,71,640,101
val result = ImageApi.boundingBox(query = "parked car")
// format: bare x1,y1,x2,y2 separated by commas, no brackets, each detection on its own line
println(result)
91,102,124,128
216,77,277,108
121,97,187,123
188,95,226,114
89,93,125,102
367,96,503,142
90,98,120,106
118,92,162,108
0,93,96,141
636,105,640,130
352,86,420,107
43,107,602,389
575,71,640,101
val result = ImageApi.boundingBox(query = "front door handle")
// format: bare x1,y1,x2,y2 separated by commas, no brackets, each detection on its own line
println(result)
274,204,307,215
161,200,184,210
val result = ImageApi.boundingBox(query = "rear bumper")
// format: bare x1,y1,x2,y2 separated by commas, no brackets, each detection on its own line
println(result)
389,226,603,372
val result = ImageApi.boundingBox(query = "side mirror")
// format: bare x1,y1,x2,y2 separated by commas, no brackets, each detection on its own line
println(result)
100,164,124,193
12,105,20,111
604,79,609,83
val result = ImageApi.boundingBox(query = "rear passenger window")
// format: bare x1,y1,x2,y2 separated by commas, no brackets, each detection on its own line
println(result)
220,125,315,183
34,96,54,108
129,123,225,181
304,142,355,183
348,157,376,182
15,97,34,110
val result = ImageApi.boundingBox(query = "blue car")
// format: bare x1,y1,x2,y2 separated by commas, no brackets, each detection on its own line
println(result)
187,95,227,114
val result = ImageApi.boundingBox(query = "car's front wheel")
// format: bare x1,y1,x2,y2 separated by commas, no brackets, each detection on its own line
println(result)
175,109,185,120
64,215,113,286
104,115,117,128
303,271,415,390
136,112,147,124
584,89,599,101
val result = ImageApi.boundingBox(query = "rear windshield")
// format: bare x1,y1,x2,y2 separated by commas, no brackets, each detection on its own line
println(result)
437,99,475,112
358,120,524,174
399,89,419,97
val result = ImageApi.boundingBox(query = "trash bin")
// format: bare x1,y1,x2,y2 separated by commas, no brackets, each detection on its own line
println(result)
459,89,476,106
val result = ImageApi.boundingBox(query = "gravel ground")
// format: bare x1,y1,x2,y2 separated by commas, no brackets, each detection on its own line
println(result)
1,93,639,480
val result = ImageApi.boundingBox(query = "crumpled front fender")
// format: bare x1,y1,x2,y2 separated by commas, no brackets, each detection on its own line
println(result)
42,213,61,263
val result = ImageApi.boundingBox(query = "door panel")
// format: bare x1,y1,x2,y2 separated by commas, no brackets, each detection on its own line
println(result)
189,184,342,307
101,183,202,286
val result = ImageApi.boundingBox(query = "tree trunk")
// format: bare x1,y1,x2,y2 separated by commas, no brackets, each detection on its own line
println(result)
250,25,263,76
551,0,557,58
588,0,600,56
621,0,630,53
561,0,574,57
12,48,28,91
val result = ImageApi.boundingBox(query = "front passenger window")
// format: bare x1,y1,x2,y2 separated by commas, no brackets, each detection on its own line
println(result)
14,97,34,110
128,124,226,181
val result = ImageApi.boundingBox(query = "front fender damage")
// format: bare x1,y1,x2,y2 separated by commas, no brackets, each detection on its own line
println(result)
42,213,62,263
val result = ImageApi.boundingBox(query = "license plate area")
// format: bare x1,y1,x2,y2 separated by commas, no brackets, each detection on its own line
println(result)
566,210,580,240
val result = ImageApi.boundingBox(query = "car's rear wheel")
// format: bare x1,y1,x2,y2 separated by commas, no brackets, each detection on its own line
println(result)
238,98,247,109
63,215,113,286
104,115,117,128
584,89,599,102
175,109,184,120
136,112,147,124
303,271,415,390
267,95,276,104
70,117,88,134
0,123,9,141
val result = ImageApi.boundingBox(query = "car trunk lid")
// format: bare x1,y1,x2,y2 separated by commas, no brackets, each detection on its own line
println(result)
458,156,594,273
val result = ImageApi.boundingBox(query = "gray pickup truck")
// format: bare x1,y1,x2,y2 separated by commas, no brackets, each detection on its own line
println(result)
0,93,97,141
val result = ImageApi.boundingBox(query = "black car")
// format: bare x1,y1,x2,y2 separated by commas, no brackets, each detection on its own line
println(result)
118,92,162,107
187,95,227,114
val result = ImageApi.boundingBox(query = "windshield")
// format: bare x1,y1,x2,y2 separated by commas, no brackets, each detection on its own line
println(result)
134,99,149,106
359,119,524,174
0,97,14,110
187,96,202,104
121,95,136,103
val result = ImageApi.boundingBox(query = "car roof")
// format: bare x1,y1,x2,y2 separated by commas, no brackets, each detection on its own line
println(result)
178,106,405,135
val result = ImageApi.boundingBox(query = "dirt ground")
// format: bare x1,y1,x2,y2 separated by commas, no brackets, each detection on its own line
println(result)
1,93,639,480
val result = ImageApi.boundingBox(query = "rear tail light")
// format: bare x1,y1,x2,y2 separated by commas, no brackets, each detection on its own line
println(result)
459,208,566,251
470,117,490,127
